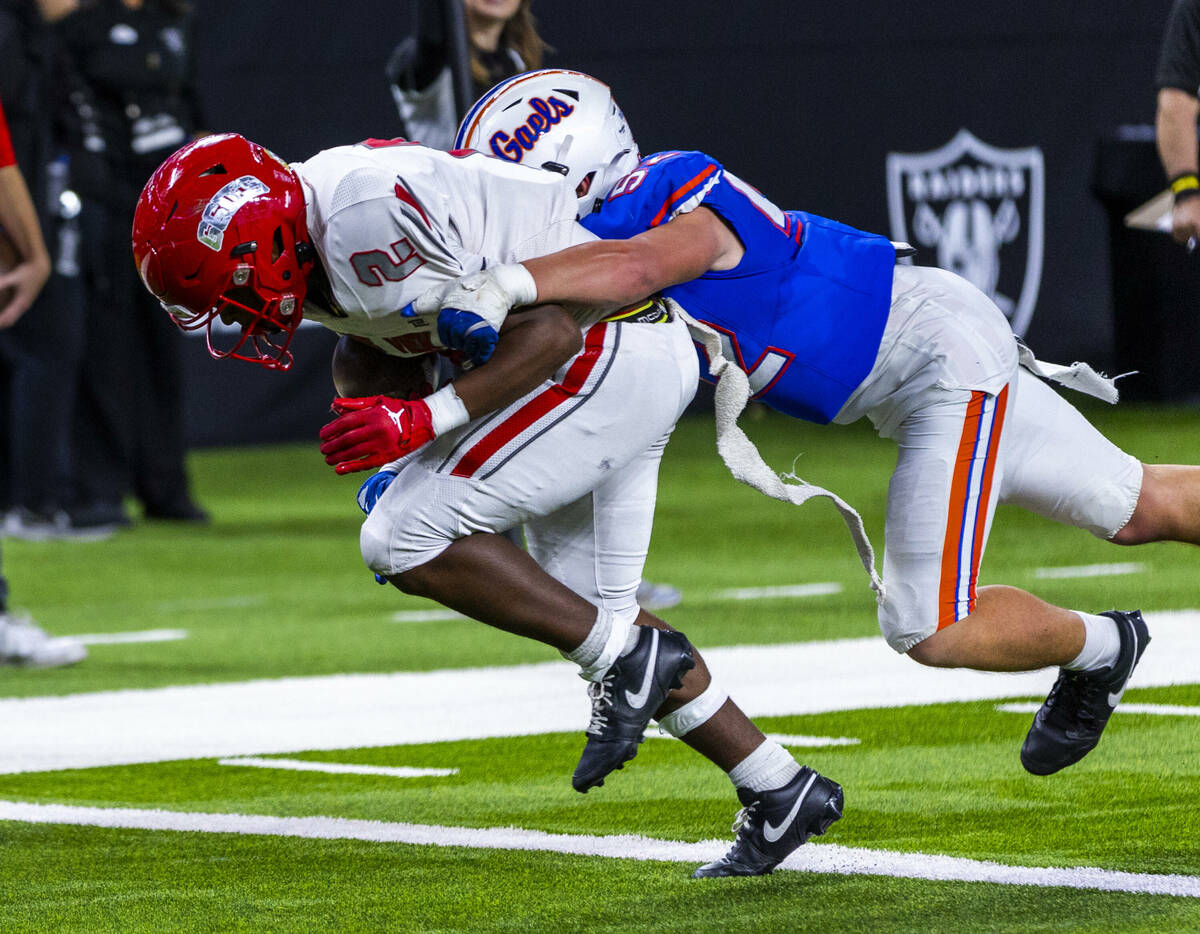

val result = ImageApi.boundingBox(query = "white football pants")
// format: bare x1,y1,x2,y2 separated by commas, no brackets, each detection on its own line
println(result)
837,265,1141,652
360,315,699,614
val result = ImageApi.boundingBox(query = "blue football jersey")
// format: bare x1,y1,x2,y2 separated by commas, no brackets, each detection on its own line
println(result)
581,151,896,423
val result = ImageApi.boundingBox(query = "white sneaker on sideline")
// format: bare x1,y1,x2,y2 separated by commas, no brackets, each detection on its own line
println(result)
636,580,683,611
0,613,87,668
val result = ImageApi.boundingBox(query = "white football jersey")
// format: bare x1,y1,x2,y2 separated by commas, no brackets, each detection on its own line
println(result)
292,140,595,356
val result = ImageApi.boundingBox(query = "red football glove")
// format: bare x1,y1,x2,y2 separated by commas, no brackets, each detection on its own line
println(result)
318,395,435,474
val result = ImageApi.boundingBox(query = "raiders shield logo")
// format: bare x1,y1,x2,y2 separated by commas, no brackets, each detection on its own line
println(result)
886,129,1044,336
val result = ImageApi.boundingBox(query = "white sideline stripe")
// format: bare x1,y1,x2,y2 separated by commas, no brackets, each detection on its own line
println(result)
391,609,467,623
73,629,189,646
996,702,1200,717
217,757,457,778
715,583,842,600
765,733,860,747
1033,562,1145,580
1,800,1197,897
4,610,1199,775
651,732,860,748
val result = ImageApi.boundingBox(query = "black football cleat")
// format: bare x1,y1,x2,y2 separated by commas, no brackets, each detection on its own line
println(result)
571,626,694,793
692,767,844,878
1020,609,1150,776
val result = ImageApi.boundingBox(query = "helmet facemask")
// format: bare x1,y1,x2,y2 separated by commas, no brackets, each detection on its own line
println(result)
199,221,308,369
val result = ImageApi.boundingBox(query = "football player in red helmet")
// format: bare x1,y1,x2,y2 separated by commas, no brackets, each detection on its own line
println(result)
132,133,313,370
133,128,835,878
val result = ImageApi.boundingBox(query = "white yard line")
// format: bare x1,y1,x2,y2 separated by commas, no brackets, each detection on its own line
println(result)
73,629,188,646
996,702,1200,717
0,800,1196,897
391,609,467,623
217,757,457,778
651,732,860,748
764,733,860,747
2,610,1198,775
714,583,842,600
1033,562,1145,580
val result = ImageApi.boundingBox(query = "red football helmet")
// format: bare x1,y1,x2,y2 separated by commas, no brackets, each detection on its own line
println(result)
132,132,314,370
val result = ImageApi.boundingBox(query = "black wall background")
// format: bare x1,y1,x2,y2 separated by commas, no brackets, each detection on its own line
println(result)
183,0,1174,446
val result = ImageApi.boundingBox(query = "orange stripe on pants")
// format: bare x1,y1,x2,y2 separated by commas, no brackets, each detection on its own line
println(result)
936,386,1008,630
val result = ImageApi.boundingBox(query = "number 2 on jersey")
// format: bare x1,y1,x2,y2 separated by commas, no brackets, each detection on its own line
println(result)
350,238,427,286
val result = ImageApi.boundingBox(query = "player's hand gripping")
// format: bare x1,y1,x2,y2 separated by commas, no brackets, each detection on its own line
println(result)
408,263,538,365
319,395,435,474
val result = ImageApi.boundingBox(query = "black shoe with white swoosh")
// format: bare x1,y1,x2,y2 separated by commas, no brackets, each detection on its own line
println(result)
692,767,844,878
1020,609,1150,776
571,626,695,793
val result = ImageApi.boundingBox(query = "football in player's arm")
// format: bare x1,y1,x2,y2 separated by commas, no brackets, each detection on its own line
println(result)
322,303,581,472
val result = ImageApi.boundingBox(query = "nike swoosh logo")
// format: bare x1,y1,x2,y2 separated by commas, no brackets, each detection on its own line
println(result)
624,629,659,709
763,772,818,844
1108,627,1139,707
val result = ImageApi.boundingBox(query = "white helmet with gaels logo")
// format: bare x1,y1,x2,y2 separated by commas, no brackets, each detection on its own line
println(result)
455,69,640,217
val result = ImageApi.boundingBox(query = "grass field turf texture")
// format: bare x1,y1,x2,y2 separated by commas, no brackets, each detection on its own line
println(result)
2,402,1199,932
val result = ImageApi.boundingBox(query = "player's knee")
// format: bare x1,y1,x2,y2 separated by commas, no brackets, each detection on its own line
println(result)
878,588,937,657
1109,463,1164,545
391,565,430,597
906,628,963,668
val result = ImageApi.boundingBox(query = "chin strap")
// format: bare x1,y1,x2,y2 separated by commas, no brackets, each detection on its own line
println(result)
666,298,885,605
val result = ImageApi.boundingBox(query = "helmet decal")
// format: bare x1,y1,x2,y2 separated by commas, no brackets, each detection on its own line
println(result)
197,175,270,251
457,69,640,218
487,96,576,164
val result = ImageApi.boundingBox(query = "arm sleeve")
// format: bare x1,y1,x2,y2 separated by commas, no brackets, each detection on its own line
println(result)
1157,0,1200,93
388,66,458,150
385,0,457,146
0,96,15,169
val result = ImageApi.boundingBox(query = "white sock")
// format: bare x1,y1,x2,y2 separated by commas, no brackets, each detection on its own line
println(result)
563,608,612,671
727,739,801,793
562,609,637,681
1064,611,1122,671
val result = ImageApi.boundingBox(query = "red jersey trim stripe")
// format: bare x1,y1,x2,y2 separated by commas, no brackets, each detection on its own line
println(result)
449,323,611,478
649,163,719,228
393,181,432,229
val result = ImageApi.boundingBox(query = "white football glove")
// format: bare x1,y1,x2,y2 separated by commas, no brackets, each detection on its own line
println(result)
411,263,538,334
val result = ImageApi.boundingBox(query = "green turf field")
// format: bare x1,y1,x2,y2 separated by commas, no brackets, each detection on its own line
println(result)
2,403,1199,932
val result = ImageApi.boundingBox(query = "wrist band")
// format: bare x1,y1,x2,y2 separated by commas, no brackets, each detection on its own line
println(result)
424,384,470,436
1170,172,1200,202
494,263,539,305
